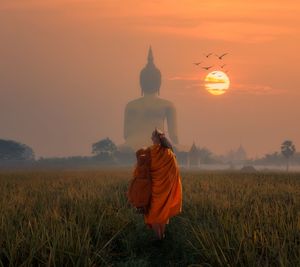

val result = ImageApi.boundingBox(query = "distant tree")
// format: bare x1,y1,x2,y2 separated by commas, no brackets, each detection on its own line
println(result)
92,138,117,161
293,152,300,165
281,140,296,171
114,146,135,165
262,152,282,165
0,139,35,161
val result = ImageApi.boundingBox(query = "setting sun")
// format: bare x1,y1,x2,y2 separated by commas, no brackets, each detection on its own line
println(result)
204,71,230,95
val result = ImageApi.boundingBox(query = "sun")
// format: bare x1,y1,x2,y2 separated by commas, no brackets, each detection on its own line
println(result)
204,71,230,95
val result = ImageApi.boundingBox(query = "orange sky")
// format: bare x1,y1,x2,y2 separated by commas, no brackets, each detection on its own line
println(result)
0,0,299,158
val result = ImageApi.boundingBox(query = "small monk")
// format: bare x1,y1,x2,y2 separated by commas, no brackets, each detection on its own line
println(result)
127,148,152,214
144,128,183,240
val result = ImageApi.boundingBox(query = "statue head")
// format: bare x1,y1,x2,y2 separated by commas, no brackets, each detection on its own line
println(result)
140,46,161,96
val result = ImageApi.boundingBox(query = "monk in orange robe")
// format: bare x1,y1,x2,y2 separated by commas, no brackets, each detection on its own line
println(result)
144,129,182,240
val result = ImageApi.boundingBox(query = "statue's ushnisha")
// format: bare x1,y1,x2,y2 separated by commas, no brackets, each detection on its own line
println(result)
122,47,179,151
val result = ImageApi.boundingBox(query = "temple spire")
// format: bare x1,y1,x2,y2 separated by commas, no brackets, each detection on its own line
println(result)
140,45,161,95
148,46,153,64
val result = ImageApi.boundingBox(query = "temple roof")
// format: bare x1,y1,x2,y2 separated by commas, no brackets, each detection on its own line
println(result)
189,142,199,154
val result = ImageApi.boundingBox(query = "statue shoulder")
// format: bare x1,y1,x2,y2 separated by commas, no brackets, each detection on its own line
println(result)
125,97,143,110
163,100,176,112
159,98,175,108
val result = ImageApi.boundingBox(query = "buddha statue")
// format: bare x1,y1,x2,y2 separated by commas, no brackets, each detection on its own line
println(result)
122,47,179,151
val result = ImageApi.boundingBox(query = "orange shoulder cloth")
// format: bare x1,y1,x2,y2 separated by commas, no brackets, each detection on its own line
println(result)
144,144,182,225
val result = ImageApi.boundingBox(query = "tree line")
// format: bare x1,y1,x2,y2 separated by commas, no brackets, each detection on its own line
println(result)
0,138,297,170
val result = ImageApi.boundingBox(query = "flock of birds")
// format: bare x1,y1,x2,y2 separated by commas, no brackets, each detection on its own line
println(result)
193,53,229,73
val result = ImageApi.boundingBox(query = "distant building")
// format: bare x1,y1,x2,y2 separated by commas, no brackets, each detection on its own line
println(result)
236,145,247,162
187,142,200,168
226,145,247,164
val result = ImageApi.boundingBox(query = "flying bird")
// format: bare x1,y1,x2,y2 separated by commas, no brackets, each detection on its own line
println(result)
220,64,227,68
215,53,228,60
204,53,213,58
193,62,202,66
202,65,214,70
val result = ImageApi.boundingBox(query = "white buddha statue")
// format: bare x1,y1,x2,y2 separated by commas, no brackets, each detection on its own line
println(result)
122,47,179,151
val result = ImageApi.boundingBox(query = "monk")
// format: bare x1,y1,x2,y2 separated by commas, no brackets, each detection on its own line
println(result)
144,128,182,240
127,148,152,214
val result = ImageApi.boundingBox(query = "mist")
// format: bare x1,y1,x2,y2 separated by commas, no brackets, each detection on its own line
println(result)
0,0,299,158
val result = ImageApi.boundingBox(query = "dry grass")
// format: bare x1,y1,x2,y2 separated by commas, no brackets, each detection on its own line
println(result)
0,169,299,266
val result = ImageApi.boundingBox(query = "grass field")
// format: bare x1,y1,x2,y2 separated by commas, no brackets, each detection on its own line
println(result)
0,169,299,266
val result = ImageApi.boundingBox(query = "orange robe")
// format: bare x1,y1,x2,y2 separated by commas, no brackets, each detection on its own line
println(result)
144,144,182,228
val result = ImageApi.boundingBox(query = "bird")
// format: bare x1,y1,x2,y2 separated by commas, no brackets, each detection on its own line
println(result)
193,62,202,66
220,64,227,68
202,65,214,70
204,53,213,58
215,53,228,60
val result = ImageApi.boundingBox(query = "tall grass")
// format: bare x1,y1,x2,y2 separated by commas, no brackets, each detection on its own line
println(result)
0,169,299,266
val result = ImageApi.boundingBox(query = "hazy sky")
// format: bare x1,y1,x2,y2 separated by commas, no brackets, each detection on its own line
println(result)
1,0,299,158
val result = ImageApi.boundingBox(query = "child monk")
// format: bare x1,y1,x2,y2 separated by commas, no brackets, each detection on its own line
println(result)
144,128,183,240
127,148,152,214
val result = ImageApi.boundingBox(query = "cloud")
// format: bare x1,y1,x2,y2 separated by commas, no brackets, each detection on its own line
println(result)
232,83,284,95
167,75,204,90
137,20,297,44
3,1,299,44
168,75,200,81
167,75,285,95
166,75,205,95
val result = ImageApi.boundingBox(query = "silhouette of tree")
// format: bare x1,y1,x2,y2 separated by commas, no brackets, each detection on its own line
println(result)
92,138,117,161
115,146,135,165
264,152,282,164
0,139,35,161
281,140,296,171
